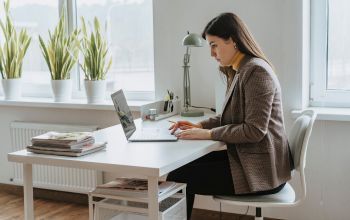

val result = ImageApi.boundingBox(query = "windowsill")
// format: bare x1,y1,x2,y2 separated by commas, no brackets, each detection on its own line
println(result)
292,107,350,121
0,97,154,111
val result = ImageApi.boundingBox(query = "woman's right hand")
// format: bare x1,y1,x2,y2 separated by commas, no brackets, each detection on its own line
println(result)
169,120,202,134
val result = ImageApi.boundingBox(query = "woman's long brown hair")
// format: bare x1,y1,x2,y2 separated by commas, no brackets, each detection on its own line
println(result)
202,13,273,91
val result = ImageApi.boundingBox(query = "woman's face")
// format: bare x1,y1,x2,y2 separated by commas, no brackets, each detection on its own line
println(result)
206,34,238,66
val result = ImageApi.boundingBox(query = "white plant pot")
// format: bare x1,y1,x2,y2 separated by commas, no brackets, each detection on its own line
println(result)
84,80,106,104
51,79,72,102
2,78,22,100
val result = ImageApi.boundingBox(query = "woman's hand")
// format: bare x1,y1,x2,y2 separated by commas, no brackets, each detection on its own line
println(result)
169,120,202,134
175,128,212,140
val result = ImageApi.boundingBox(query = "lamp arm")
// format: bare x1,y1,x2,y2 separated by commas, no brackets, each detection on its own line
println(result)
183,47,190,65
183,47,191,111
183,64,191,110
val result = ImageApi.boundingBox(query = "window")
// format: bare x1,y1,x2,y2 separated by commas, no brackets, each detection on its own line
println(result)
310,0,350,107
76,0,155,100
0,0,154,100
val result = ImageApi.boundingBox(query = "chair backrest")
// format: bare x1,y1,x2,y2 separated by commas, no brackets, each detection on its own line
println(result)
288,110,316,171
288,110,316,203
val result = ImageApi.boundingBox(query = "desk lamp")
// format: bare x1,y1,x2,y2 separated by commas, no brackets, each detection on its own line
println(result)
181,32,204,117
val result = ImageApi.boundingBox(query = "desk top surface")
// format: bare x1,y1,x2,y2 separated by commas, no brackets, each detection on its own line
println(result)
8,114,224,177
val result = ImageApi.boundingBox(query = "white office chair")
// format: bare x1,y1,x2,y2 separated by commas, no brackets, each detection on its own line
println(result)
212,110,317,220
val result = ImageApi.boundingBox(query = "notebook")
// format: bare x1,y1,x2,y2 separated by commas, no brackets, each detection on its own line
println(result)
111,90,178,142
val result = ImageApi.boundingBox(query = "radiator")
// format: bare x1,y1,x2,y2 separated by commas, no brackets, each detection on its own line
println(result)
10,121,102,194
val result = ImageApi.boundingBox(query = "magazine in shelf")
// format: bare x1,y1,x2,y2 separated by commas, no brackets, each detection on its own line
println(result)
95,178,177,195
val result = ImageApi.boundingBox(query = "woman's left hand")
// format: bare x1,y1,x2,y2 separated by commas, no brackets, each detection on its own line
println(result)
175,128,212,140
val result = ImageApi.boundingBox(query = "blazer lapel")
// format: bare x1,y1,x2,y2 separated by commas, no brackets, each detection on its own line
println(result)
221,73,239,114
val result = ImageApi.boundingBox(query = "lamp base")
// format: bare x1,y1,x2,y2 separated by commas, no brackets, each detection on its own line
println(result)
180,109,204,117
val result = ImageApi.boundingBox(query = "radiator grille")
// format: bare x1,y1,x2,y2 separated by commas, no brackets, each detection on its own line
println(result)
10,121,102,193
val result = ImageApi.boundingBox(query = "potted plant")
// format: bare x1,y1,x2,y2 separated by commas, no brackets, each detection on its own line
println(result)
80,17,112,104
39,12,79,102
0,0,31,100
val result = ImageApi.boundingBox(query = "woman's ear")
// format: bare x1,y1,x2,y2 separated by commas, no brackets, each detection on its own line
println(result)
224,38,235,44
230,37,237,48
224,38,235,47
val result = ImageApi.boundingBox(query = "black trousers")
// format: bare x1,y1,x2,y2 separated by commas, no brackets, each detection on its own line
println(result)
166,150,285,220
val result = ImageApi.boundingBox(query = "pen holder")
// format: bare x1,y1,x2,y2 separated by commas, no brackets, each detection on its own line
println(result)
163,100,176,113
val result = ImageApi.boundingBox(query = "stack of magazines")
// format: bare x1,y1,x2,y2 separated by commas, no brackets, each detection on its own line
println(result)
26,131,107,157
93,178,177,196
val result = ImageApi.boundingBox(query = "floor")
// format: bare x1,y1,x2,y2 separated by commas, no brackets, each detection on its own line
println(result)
0,191,88,220
0,191,280,220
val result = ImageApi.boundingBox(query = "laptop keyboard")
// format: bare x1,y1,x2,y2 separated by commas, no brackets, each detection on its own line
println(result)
134,133,160,140
132,128,173,140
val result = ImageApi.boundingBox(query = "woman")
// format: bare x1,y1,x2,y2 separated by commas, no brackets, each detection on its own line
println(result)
167,12,293,219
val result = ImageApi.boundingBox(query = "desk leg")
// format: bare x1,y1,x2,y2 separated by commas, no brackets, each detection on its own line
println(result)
88,193,93,220
148,176,159,220
23,163,34,220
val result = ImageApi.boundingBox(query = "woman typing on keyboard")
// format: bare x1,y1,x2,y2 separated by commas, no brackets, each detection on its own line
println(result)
167,12,293,220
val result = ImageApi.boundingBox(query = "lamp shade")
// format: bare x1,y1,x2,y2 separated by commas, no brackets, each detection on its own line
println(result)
182,33,203,47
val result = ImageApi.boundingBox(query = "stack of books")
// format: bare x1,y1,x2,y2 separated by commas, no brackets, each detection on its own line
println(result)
27,131,107,157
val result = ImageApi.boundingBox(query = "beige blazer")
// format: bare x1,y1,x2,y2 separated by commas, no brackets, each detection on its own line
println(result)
200,56,292,194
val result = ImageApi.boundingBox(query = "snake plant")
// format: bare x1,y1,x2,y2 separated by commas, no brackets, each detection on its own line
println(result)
39,12,80,80
80,17,112,81
0,0,31,79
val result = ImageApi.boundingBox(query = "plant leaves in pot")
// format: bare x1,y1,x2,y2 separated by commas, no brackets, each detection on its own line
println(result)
0,0,31,100
80,16,112,104
38,10,80,102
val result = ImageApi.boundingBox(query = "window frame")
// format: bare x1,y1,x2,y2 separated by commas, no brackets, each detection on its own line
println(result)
310,0,350,107
70,0,155,101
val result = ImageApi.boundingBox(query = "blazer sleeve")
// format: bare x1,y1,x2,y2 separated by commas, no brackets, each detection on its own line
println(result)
210,66,276,144
199,114,221,129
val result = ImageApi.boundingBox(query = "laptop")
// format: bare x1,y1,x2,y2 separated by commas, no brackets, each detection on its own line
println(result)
111,90,178,142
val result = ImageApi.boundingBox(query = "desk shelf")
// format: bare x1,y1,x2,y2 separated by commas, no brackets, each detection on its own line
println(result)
89,183,187,220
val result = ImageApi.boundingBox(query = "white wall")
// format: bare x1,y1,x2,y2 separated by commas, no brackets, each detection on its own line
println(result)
1,0,350,219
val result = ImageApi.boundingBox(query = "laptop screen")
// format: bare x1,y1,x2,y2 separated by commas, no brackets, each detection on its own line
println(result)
111,90,136,139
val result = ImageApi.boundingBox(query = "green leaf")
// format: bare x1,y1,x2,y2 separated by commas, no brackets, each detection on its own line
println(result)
37,10,80,80
0,0,31,79
4,0,10,13
79,17,111,80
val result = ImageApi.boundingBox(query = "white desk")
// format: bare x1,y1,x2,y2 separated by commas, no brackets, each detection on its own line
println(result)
7,114,225,220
